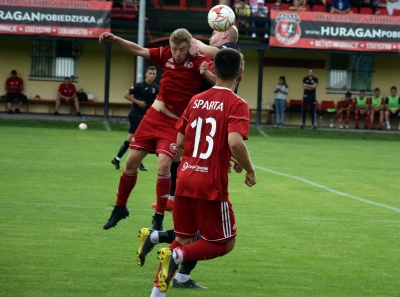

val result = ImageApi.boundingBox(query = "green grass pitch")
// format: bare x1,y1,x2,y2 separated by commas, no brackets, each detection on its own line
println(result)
0,119,399,297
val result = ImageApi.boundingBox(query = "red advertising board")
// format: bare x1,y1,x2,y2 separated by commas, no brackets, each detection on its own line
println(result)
270,10,400,52
0,0,111,38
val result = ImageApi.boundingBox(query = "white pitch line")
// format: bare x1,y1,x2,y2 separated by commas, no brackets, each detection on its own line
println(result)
254,164,400,213
256,125,269,137
103,120,111,131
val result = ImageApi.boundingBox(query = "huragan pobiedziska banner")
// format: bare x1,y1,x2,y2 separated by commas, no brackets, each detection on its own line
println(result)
270,10,400,52
0,0,111,38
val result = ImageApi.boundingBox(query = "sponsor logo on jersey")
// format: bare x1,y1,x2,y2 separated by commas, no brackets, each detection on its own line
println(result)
170,143,177,153
232,224,237,231
166,62,175,69
152,88,156,94
182,162,209,173
193,99,224,111
184,62,193,68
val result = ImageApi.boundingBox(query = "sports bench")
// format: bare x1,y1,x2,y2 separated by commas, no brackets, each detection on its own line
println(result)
0,97,132,117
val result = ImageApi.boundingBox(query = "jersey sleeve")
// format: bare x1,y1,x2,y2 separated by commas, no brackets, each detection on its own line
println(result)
18,78,24,87
302,77,307,84
314,77,319,84
149,47,164,66
228,100,250,140
57,84,63,92
5,78,10,88
130,82,142,96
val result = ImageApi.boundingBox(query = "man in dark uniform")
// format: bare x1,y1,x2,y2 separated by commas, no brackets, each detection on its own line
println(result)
301,68,318,129
111,66,158,171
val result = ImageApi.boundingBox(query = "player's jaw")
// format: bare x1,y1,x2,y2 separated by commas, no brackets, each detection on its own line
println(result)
171,42,190,63
209,31,224,47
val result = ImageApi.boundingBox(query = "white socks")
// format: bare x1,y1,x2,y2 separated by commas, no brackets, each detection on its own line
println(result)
150,287,165,297
174,272,190,283
115,157,121,161
150,231,159,244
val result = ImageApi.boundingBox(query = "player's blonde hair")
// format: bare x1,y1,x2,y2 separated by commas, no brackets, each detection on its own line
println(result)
170,28,192,45
228,25,239,43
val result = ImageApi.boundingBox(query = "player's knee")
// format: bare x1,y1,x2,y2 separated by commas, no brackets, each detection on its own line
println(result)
158,157,172,175
124,152,140,173
225,237,236,254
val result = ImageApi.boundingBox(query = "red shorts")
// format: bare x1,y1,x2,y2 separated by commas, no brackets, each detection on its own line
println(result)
173,195,237,243
129,107,178,159
371,109,383,114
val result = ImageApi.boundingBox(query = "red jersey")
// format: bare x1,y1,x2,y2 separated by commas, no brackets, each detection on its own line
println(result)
58,83,77,97
6,77,23,93
338,97,353,109
149,46,213,118
175,86,250,202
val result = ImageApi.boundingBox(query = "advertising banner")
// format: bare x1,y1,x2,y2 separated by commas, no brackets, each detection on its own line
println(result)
270,10,400,52
0,0,111,38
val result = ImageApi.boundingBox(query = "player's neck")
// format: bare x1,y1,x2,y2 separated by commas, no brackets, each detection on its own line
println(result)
215,79,236,92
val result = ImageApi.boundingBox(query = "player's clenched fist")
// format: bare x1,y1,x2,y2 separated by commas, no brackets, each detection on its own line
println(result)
99,32,116,43
245,172,257,187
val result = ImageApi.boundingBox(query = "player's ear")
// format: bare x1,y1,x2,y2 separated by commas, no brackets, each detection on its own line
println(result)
211,64,216,75
237,67,243,79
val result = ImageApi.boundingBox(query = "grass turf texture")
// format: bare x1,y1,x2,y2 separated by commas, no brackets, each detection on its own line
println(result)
0,120,399,297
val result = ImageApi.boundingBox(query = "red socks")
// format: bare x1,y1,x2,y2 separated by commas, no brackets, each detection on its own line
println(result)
180,239,227,262
115,172,138,206
354,114,359,124
156,173,172,214
345,115,350,124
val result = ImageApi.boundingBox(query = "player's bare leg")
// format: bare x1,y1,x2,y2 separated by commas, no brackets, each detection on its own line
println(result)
103,149,148,230
385,110,392,130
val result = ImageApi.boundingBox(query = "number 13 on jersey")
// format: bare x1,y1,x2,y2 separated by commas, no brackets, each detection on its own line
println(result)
190,117,216,160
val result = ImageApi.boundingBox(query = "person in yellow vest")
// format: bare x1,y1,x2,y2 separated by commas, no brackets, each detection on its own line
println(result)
369,87,384,130
354,89,370,129
384,86,400,130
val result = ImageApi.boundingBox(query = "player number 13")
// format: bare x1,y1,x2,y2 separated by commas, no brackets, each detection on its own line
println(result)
190,117,216,159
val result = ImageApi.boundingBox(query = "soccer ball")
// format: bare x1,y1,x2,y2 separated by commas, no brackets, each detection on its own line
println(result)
79,123,87,130
207,5,235,32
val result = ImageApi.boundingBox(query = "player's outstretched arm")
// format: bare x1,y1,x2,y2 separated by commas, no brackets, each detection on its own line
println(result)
228,132,257,187
99,32,150,59
190,38,219,59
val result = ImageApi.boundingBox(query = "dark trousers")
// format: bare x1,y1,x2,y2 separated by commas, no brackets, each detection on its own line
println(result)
302,97,316,126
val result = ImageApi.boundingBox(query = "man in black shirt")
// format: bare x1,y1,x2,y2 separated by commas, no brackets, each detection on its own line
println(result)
301,68,318,129
111,66,159,170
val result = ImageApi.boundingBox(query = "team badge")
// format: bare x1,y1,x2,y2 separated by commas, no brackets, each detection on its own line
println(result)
170,143,177,153
184,62,193,68
275,13,301,45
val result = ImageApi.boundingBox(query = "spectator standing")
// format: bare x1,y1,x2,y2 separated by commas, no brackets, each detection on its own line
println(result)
290,0,307,10
251,0,269,39
273,76,289,127
330,0,353,13
5,70,27,114
301,68,318,129
386,0,400,15
54,77,81,117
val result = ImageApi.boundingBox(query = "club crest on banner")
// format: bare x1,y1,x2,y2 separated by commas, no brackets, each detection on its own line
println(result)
275,13,301,45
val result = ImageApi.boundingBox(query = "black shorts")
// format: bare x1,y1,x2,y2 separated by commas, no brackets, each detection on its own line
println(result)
6,93,27,104
128,111,143,134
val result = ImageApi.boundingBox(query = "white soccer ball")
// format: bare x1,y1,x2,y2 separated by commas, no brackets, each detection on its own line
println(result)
79,123,87,130
208,5,235,32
